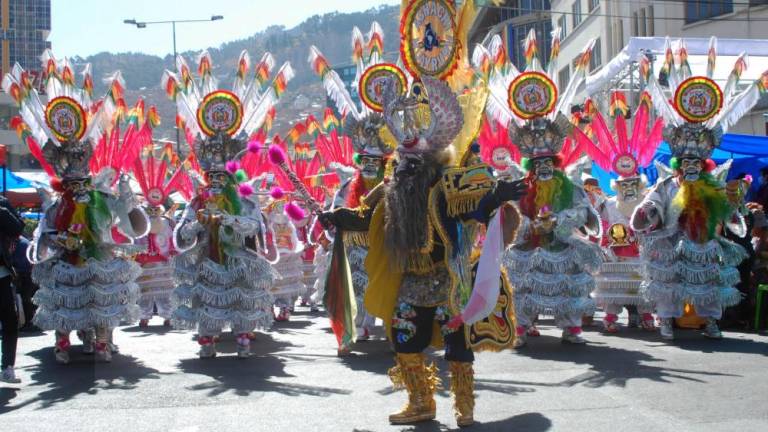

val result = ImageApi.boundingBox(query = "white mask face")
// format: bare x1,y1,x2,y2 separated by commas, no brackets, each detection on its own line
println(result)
617,178,641,202
359,156,382,180
533,157,554,181
681,158,702,182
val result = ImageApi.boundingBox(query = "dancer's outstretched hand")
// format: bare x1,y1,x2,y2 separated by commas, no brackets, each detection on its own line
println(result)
318,211,337,229
496,179,528,202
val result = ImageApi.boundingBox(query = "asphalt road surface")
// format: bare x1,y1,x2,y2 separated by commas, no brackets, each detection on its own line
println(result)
2,310,767,432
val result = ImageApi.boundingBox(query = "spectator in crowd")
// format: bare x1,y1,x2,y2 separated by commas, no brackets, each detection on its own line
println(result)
750,205,768,327
754,167,768,209
1,195,24,383
722,175,756,329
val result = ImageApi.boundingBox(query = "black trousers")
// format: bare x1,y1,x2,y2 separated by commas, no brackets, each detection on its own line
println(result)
0,276,19,368
391,303,474,363
15,272,37,325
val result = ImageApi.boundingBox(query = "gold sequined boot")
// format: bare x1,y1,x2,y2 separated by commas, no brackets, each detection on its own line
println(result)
449,361,475,427
387,353,439,424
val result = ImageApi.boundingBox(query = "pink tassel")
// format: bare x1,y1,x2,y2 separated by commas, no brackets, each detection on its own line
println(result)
247,139,262,153
238,183,254,197
270,187,285,199
225,160,240,174
268,145,287,165
285,202,306,221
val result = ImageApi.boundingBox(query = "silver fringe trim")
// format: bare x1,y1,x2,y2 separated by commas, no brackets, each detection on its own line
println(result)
643,280,744,308
516,293,596,317
32,303,140,332
509,271,595,298
172,304,273,332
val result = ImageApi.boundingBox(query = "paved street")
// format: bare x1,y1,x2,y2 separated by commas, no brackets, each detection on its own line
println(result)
1,310,767,432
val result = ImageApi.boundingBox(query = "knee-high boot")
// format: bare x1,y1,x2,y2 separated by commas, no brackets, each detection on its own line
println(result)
449,361,475,427
387,353,439,424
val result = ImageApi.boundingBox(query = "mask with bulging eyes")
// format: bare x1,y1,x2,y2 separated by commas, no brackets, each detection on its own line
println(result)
616,178,641,202
206,171,230,194
358,155,383,180
532,157,554,181
680,158,702,182
395,154,423,179
64,178,92,203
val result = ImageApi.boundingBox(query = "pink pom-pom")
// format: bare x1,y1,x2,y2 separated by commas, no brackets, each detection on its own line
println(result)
247,139,262,153
270,187,285,199
284,202,306,221
745,174,753,184
225,161,240,174
238,183,254,197
268,145,286,165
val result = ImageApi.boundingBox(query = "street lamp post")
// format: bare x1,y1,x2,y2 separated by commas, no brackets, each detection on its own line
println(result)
124,15,224,154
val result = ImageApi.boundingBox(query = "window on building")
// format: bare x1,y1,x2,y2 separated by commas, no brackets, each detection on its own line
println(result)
639,8,647,36
613,19,624,54
750,0,768,5
685,1,734,24
558,15,567,39
590,38,602,71
647,6,655,36
631,11,638,36
558,66,570,87
572,1,582,28
588,0,599,12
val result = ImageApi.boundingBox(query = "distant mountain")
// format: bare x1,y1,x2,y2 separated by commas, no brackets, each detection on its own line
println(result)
71,5,400,141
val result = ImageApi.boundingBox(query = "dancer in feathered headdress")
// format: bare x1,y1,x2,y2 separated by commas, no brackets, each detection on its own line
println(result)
573,89,664,333
319,1,527,425
165,50,293,358
481,28,603,347
3,51,150,364
308,23,397,354
132,137,193,329
631,37,763,341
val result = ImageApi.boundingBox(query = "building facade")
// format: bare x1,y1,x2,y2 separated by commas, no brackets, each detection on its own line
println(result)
551,0,768,135
0,0,51,170
469,0,553,72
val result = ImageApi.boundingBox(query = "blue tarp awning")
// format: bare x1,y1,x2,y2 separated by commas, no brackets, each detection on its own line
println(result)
1,167,34,192
593,133,768,197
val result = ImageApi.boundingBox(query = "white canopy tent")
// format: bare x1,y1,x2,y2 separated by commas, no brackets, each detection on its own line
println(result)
585,36,768,108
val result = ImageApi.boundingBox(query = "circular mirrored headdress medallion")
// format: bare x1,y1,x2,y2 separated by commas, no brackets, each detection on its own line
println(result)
146,187,165,206
197,90,243,137
45,96,87,142
674,77,723,123
508,72,558,120
359,63,408,112
401,0,458,79
612,153,639,177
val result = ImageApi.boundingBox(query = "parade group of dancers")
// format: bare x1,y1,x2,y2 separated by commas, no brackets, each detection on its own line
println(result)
4,0,762,426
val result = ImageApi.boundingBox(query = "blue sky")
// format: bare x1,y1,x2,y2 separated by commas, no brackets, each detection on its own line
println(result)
51,0,400,58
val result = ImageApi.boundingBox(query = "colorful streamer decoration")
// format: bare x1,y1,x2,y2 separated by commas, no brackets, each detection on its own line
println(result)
196,90,243,137
507,72,557,120
400,0,458,79
45,96,87,142
359,63,408,112
674,76,723,123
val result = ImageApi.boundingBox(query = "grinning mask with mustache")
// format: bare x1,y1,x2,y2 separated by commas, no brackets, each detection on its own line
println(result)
532,157,555,181
680,158,703,182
